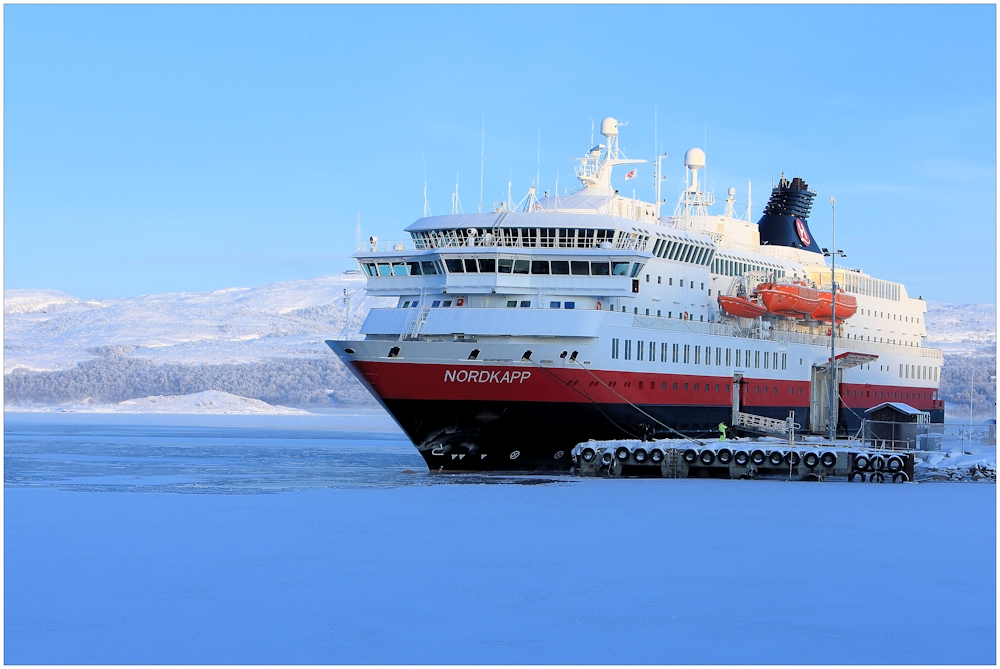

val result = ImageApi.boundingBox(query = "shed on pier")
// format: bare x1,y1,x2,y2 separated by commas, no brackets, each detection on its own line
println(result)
862,402,930,450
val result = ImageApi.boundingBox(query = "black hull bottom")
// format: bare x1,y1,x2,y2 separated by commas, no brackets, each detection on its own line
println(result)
381,399,812,472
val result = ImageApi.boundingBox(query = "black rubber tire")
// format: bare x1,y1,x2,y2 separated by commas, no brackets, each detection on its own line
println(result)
734,451,750,467
887,456,903,473
768,450,784,466
633,448,648,463
821,452,837,468
650,449,664,464
785,451,801,466
616,446,631,462
804,473,821,482
870,471,886,483
872,456,886,471
581,447,596,462
848,470,866,483
892,471,909,483
699,450,715,465
601,451,614,465
683,449,698,464
717,448,733,465
804,452,819,469
746,467,757,479
751,449,766,466
854,454,869,471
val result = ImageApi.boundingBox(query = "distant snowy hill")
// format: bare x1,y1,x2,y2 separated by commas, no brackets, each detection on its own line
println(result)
5,390,309,415
4,279,995,416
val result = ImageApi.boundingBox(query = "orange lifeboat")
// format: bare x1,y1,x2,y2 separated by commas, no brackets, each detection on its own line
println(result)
811,289,858,322
756,281,820,317
718,294,767,319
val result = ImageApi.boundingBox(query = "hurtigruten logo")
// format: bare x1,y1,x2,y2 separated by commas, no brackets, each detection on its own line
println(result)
444,369,532,384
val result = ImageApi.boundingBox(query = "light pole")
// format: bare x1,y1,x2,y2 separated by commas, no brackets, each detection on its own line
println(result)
822,196,847,442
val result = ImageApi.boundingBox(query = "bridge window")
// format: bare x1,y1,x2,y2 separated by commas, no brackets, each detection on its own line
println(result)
464,259,478,273
592,262,610,276
531,261,550,275
392,263,408,276
513,260,530,274
478,258,496,272
612,262,631,276
444,259,464,273
551,260,570,275
378,263,392,277
571,261,590,275
498,258,513,273
406,261,422,275
420,261,438,275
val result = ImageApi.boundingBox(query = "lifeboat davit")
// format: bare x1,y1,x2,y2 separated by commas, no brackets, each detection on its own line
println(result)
811,289,858,322
718,294,767,319
756,281,820,316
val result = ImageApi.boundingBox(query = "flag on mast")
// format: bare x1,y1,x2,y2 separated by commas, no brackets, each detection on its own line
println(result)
624,169,637,180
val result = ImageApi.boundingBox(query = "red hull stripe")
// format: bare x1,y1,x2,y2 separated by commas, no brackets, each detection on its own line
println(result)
841,383,940,412
352,360,816,408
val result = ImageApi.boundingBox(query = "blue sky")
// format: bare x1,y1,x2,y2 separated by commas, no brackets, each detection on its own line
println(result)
4,4,996,302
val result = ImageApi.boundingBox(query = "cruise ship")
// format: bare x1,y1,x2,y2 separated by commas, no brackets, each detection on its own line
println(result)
327,118,944,472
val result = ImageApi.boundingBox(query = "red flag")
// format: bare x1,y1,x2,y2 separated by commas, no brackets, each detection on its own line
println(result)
624,169,637,180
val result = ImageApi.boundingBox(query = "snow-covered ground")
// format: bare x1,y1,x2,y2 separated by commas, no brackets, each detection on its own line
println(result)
4,274,394,374
4,390,309,415
923,301,997,353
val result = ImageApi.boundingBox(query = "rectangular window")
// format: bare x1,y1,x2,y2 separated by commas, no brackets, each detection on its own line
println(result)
611,338,619,359
530,260,550,274
662,382,667,390
781,353,787,370
683,344,690,364
612,262,631,276
549,301,561,309
464,258,478,273
625,340,632,360
672,343,679,363
506,300,517,308
442,300,452,307
694,346,700,365
735,349,741,367
513,259,530,274
565,301,575,309
478,258,496,273
432,300,441,307
755,351,760,368
716,348,722,366
705,347,712,365
637,341,644,361
764,352,769,369
520,300,531,308
773,352,779,370
406,261,423,275
445,259,465,273
726,348,732,366
550,260,570,275
649,342,655,365
570,261,590,275
694,383,699,391
673,382,678,390
746,350,751,368
899,364,903,378
591,262,610,276
498,258,513,273
377,263,393,276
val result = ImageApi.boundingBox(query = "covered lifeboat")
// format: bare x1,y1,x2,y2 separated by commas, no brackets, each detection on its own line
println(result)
755,281,820,318
811,288,858,322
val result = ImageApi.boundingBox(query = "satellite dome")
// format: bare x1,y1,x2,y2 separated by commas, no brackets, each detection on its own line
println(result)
728,187,736,197
684,148,706,170
600,117,618,138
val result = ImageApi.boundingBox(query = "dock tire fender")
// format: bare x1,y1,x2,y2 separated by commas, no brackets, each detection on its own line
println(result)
854,454,870,471
821,452,838,468
751,449,766,466
734,451,750,467
804,452,819,469
848,470,866,483
633,448,648,463
601,451,614,466
699,449,715,465
650,448,665,464
615,446,631,462
768,450,784,467
683,449,698,464
872,456,886,471
581,447,596,463
785,451,801,467
717,448,733,465
870,471,886,483
892,471,909,483
887,456,903,473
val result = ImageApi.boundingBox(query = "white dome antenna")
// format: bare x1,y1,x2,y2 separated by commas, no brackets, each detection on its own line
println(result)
684,147,706,192
600,117,618,138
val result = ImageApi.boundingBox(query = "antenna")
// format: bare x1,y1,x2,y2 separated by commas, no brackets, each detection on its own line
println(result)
536,128,540,201
422,154,431,217
507,174,512,212
479,114,484,213
451,172,462,214
355,213,361,251
590,118,594,147
747,180,752,222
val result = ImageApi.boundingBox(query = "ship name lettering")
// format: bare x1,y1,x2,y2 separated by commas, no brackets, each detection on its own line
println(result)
443,369,531,384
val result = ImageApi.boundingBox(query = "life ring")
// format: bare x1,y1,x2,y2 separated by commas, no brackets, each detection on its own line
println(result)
804,452,819,469
615,446,631,462
848,470,866,483
785,451,801,466
768,450,784,466
717,448,733,465
633,448,648,463
683,311,689,320
596,301,602,310
887,456,903,473
751,449,766,466
892,471,909,483
650,448,664,464
456,298,464,306
683,449,698,464
734,451,750,467
699,450,715,465
581,447,596,462
821,452,838,468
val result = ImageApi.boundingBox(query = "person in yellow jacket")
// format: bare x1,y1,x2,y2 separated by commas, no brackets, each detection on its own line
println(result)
718,423,728,441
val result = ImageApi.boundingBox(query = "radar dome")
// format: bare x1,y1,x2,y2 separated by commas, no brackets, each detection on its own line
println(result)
684,148,705,170
728,187,736,197
600,117,618,138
